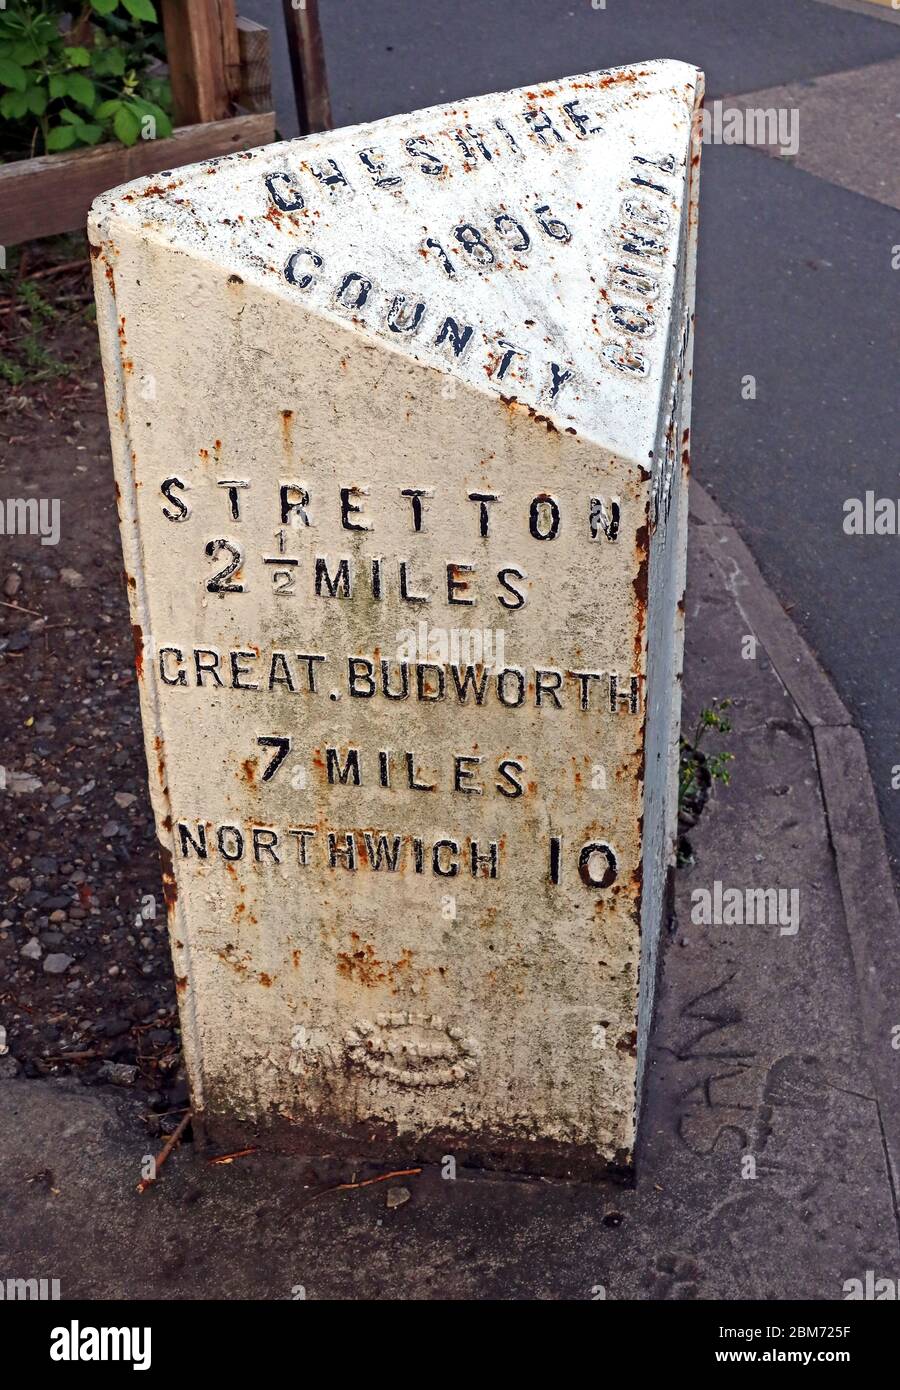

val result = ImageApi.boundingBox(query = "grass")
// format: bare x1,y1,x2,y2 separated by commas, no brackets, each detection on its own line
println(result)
0,238,94,387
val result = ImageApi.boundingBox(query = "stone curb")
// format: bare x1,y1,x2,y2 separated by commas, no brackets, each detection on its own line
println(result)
812,0,900,27
691,479,900,1212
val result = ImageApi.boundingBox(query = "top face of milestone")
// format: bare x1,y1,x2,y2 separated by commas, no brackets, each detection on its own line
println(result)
90,60,702,456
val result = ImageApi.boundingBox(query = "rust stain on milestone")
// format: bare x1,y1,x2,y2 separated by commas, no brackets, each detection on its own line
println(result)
153,735,166,788
158,841,178,910
498,392,560,433
632,522,649,667
280,409,294,456
337,933,414,988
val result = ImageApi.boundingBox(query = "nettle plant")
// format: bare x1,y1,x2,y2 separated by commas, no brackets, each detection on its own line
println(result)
0,0,172,160
679,698,734,806
677,698,734,867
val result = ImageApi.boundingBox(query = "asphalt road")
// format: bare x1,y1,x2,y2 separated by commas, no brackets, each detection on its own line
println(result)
243,0,900,873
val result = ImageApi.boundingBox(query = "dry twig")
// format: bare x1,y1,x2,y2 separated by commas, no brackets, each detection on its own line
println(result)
136,1109,193,1193
303,1167,422,1205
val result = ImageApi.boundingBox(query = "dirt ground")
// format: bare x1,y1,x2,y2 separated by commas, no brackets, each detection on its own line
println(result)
0,238,184,1136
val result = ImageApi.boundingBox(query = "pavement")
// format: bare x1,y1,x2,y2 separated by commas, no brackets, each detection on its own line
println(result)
3,483,897,1300
242,0,900,882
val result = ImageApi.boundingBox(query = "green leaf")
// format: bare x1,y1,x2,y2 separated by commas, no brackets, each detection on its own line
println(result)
49,74,68,100
46,125,78,151
0,58,27,92
130,98,171,139
74,122,105,146
0,88,28,119
93,48,126,77
90,0,120,14
29,14,59,45
146,102,171,139
25,83,48,116
95,98,123,118
122,0,157,20
9,37,50,65
66,74,96,109
64,46,92,68
144,76,171,106
113,103,141,146
59,108,82,125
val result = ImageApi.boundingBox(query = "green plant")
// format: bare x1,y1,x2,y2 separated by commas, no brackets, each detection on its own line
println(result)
0,276,70,384
676,698,734,867
0,0,172,161
679,698,735,808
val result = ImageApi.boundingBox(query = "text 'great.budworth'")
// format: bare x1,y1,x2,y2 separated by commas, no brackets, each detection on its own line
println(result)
90,59,703,1177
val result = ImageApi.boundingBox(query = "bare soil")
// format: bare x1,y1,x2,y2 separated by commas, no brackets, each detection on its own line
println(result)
0,237,184,1136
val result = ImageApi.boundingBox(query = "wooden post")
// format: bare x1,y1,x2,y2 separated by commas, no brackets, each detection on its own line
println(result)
220,0,242,110
236,17,273,115
160,0,241,126
281,0,332,135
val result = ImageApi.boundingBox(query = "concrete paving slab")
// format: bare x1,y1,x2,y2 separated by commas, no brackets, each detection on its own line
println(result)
723,58,900,211
817,0,900,17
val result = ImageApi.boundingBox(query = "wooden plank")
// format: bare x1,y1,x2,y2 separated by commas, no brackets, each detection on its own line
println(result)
160,0,239,125
281,0,332,134
236,16,273,114
220,0,243,108
0,112,275,247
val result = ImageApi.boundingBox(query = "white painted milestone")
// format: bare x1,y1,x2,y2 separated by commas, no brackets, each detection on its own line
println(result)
89,59,703,1177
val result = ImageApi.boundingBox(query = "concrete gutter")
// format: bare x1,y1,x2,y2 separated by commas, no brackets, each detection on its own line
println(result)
691,478,900,1216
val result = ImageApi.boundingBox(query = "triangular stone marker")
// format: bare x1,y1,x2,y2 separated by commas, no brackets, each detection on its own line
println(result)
90,59,703,1178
